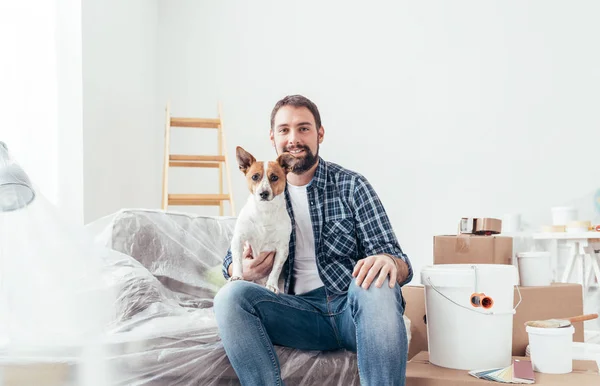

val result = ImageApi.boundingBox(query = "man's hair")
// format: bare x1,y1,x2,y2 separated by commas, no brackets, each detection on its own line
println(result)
270,95,322,130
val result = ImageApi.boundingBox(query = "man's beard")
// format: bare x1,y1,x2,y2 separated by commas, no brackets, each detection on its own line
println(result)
283,144,319,174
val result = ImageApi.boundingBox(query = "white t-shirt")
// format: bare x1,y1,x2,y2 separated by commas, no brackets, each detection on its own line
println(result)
287,183,325,295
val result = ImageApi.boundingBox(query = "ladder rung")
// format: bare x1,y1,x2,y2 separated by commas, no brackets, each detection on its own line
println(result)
170,155,225,162
169,161,220,168
168,194,230,206
170,117,221,128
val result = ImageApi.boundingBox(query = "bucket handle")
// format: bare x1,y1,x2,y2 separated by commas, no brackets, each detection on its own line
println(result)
425,265,522,316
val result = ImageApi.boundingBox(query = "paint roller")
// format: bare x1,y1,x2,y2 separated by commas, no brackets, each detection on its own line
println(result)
470,292,494,309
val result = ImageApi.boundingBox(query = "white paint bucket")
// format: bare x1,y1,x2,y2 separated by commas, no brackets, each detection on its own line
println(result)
526,325,574,374
516,251,552,286
421,264,520,370
551,207,577,226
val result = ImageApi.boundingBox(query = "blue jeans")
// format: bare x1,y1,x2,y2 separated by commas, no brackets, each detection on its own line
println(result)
214,277,408,385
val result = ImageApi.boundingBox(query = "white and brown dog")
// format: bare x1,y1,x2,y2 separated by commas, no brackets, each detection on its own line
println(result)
228,146,296,293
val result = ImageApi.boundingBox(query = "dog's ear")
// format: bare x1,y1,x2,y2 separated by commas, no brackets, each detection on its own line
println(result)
236,146,256,174
277,152,297,174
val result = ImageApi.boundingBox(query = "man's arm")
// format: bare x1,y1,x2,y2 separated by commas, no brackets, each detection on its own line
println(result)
222,248,233,280
351,176,413,286
222,245,275,280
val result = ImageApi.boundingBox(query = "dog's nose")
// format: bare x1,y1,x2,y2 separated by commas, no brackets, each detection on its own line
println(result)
259,191,269,200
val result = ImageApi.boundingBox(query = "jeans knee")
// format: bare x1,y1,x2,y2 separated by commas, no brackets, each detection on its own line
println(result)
348,278,407,345
214,280,255,320
348,277,403,310
348,278,400,307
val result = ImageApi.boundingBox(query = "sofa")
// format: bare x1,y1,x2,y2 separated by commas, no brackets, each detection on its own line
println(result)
92,208,411,385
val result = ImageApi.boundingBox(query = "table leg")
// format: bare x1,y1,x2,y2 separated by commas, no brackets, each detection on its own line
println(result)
561,248,577,283
581,247,587,290
591,252,600,288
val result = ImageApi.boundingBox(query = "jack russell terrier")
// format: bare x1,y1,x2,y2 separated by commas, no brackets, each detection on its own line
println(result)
228,146,297,293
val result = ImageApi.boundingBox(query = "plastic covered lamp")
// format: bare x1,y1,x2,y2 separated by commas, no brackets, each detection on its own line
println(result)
0,141,116,386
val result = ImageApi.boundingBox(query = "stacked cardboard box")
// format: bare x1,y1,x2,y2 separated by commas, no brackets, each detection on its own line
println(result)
1,363,70,386
403,218,589,383
433,234,513,265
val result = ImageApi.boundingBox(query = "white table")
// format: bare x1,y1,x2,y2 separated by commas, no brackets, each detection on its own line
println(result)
532,232,600,294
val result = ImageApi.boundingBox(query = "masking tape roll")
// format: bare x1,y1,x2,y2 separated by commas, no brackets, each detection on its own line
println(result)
568,220,591,228
542,225,566,232
567,220,591,233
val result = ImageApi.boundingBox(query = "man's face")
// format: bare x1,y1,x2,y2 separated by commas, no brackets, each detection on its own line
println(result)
270,106,324,174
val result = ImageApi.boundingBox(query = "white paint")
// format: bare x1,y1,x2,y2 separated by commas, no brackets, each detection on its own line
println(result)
156,1,600,283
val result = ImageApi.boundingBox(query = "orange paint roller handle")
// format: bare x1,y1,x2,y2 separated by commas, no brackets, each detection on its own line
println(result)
567,313,598,323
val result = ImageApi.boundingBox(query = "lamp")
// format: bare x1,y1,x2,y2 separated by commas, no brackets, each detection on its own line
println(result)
0,141,35,211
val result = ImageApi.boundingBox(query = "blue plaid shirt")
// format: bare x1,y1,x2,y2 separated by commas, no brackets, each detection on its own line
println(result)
222,157,413,295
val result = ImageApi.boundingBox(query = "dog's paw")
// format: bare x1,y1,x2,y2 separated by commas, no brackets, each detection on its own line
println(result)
265,284,279,294
228,276,243,282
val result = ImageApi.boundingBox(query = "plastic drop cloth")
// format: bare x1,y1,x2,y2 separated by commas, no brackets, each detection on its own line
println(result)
2,198,368,385
87,208,367,386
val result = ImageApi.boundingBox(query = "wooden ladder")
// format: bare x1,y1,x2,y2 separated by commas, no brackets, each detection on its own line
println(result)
161,102,236,216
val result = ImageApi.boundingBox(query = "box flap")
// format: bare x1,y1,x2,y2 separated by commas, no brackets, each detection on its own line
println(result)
410,351,430,363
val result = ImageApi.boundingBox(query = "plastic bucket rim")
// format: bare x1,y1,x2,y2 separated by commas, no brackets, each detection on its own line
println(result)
517,251,550,258
551,206,576,211
526,325,575,336
421,264,519,288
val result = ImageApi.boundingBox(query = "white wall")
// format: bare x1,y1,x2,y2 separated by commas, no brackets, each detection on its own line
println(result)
0,0,160,225
0,1,84,224
156,1,600,284
57,0,85,225
82,0,159,223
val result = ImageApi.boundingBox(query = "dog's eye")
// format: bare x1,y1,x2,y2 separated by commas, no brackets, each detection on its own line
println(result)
270,175,279,182
251,174,260,181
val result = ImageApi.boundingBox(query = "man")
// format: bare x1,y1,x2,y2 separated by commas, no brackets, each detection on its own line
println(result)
214,95,413,385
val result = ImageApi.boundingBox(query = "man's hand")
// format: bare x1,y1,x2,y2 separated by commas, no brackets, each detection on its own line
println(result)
352,254,409,289
228,243,275,281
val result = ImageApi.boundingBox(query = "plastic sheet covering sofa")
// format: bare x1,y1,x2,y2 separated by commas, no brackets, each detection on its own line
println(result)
87,208,412,385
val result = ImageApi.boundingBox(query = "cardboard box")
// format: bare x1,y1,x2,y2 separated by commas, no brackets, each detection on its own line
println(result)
2,363,70,386
407,351,599,386
404,285,427,360
403,283,584,359
433,235,513,265
512,283,584,355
